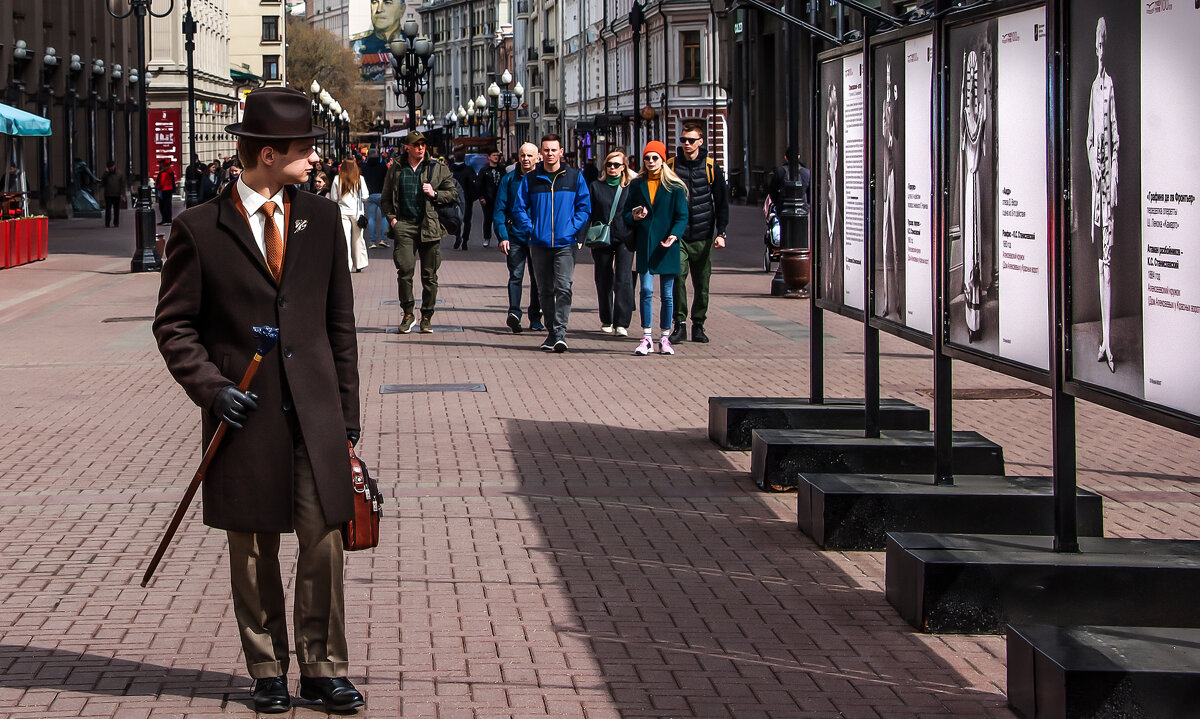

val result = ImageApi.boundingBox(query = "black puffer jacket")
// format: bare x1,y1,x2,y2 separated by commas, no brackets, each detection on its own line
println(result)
672,148,729,242
588,179,635,250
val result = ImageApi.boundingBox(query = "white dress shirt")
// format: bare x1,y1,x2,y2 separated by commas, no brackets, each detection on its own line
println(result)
236,177,286,258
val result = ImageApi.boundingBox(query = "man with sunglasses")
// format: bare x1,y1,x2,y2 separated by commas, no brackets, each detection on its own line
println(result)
668,121,730,344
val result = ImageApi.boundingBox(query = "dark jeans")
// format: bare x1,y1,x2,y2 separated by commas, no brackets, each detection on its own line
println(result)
505,242,542,324
391,220,441,315
592,243,635,328
104,196,122,227
456,202,473,246
158,191,173,224
528,244,576,340
482,200,495,240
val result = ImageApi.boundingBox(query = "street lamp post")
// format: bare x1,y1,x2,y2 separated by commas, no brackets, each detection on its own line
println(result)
387,20,434,131
88,59,105,174
183,0,199,207
106,0,175,273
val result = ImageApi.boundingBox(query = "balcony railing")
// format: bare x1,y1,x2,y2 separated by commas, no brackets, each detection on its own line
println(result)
542,39,556,54
527,47,539,63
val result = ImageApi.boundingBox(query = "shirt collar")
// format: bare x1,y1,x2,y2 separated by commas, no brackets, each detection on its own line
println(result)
236,176,285,217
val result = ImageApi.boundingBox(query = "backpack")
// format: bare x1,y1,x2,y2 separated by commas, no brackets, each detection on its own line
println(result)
426,161,464,236
668,156,714,184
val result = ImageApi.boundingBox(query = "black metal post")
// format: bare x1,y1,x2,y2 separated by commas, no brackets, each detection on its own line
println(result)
1050,0,1077,552
65,65,78,202
808,0,825,404
932,0,953,486
184,0,199,207
87,67,99,174
106,0,174,273
862,22,881,439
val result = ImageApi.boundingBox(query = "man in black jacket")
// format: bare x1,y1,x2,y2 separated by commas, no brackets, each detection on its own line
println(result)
477,150,504,248
449,151,477,250
360,149,389,248
669,121,730,344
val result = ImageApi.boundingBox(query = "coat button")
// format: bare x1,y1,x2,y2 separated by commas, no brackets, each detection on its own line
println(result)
282,400,293,412
283,348,293,358
278,297,287,308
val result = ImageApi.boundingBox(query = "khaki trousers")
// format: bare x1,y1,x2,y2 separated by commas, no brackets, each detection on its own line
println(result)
391,218,442,316
226,439,347,679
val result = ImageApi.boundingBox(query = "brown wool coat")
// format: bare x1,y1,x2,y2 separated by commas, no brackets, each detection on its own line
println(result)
153,183,361,533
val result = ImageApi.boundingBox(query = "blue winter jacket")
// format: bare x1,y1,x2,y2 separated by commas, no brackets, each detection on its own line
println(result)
492,168,529,245
511,163,592,248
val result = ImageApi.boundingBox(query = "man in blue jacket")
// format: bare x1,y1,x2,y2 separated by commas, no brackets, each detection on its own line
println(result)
512,134,592,352
493,142,543,333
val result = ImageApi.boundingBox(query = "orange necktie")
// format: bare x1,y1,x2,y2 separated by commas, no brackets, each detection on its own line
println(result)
259,201,284,282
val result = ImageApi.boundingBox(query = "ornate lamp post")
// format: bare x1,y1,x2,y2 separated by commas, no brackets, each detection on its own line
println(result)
465,99,476,136
107,64,121,170
456,105,467,138
491,69,521,157
87,59,105,173
387,19,434,131
38,47,60,209
106,0,175,273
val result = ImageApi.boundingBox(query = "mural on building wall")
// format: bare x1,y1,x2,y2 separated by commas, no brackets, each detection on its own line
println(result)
352,0,422,81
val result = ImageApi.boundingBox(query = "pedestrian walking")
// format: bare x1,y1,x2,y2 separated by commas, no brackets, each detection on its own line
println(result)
381,130,459,334
155,158,176,225
588,150,636,336
623,141,689,356
667,121,730,344
332,158,370,273
151,86,365,715
361,149,388,248
184,154,205,208
449,151,477,250
511,133,592,353
477,150,504,248
101,160,124,228
493,142,543,333
199,161,222,203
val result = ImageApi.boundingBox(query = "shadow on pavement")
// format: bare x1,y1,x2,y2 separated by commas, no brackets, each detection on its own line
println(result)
503,418,1009,717
0,644,251,707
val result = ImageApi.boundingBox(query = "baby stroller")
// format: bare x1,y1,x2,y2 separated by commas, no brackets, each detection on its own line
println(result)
763,199,781,272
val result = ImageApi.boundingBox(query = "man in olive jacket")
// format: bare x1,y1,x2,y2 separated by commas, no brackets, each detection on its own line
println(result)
152,87,364,714
381,130,459,333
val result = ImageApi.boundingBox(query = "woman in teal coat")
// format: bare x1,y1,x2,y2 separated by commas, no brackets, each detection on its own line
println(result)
623,141,689,355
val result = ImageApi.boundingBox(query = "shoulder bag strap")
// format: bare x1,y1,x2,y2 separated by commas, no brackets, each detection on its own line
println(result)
605,184,624,226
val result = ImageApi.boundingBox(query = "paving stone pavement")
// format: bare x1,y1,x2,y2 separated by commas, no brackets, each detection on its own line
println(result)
0,207,1198,718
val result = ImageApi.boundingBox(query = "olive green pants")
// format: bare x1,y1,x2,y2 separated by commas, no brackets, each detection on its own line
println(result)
391,219,442,316
674,236,714,326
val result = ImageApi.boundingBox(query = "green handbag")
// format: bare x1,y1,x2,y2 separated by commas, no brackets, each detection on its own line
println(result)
585,184,624,248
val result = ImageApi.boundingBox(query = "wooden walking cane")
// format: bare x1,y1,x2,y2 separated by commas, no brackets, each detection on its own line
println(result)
141,325,280,587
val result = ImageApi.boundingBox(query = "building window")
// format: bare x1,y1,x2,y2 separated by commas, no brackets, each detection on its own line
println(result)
262,16,280,42
681,31,701,83
263,55,280,81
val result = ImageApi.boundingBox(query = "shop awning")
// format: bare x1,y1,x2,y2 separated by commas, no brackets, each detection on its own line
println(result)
230,68,262,83
0,102,50,137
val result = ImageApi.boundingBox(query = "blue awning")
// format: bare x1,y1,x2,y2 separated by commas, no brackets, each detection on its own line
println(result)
0,102,51,137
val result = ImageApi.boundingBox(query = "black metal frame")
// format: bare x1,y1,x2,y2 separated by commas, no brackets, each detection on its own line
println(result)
813,40,867,323
864,22,938,351
937,0,1052,388
1056,0,1200,440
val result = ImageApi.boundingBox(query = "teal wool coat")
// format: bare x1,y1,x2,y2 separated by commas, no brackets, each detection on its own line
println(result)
623,177,689,275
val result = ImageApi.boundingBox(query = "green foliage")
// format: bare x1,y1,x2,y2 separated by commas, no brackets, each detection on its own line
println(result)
285,15,381,135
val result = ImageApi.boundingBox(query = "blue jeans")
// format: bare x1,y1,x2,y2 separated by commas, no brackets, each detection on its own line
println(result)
639,272,675,331
505,241,542,324
365,193,384,244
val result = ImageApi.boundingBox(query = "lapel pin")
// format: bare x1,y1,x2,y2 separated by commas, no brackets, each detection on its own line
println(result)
294,219,308,233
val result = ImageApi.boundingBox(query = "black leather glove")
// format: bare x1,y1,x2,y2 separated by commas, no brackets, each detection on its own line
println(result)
347,429,360,447
211,386,259,429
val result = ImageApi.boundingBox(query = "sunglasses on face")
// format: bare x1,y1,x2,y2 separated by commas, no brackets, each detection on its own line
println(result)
681,137,701,144
605,161,624,168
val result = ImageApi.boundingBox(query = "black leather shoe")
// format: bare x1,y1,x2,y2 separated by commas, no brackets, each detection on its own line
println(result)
252,676,290,714
691,323,709,343
299,676,364,713
669,324,687,343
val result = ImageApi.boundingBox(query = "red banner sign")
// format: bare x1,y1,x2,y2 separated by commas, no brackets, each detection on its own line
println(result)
147,108,182,180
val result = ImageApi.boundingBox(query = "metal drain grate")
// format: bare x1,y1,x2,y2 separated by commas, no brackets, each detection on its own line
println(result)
380,383,486,394
102,316,154,323
916,388,1050,400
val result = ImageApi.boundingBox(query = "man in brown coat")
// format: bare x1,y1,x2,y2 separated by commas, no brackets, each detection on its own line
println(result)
152,87,364,714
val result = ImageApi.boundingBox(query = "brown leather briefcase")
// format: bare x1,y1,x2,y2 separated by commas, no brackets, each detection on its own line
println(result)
342,441,382,551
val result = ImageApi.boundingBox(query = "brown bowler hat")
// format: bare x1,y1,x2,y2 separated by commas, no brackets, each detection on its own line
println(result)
226,87,326,140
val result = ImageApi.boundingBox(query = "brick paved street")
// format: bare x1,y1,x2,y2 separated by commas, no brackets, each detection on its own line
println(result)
1,207,1198,718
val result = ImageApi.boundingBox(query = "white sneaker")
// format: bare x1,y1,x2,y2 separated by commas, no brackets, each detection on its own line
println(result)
601,325,613,333
483,240,490,247
634,336,653,356
616,327,628,337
